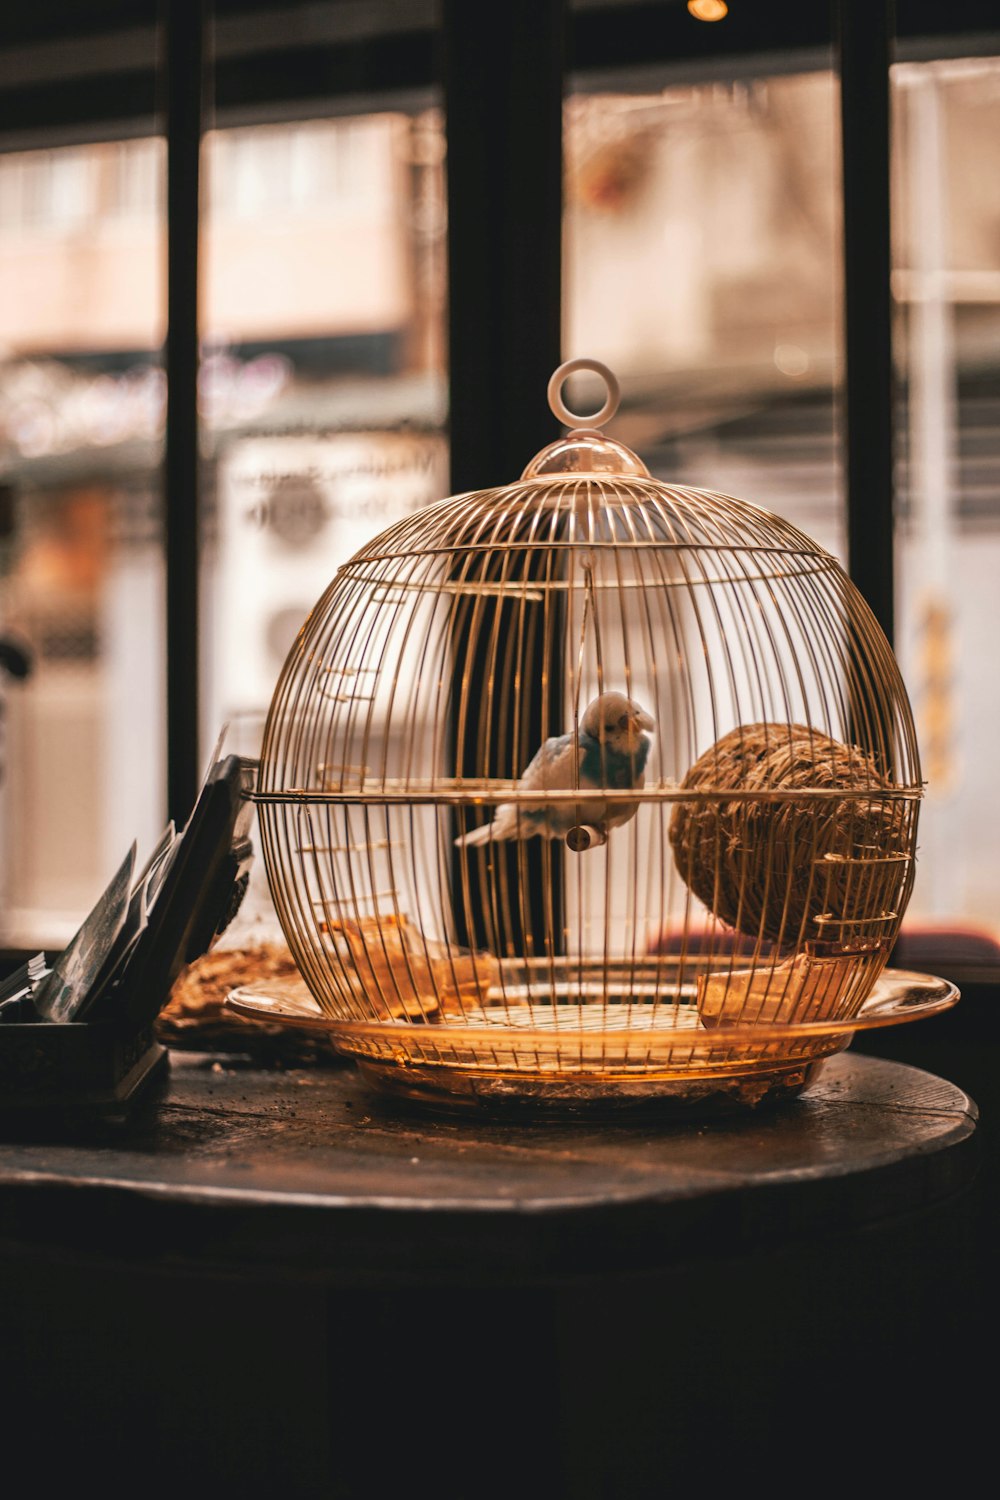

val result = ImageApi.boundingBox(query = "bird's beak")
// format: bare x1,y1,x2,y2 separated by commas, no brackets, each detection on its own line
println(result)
634,709,655,732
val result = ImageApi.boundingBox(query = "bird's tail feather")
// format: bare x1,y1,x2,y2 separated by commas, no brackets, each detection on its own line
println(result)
454,822,496,848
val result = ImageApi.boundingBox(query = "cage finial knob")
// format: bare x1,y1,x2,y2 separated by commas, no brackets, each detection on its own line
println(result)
521,358,648,479
547,357,620,430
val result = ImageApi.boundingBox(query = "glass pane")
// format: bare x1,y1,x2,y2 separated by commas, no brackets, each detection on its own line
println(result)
199,109,448,931
0,139,167,947
0,103,449,950
563,71,846,954
201,109,448,766
892,57,1000,960
564,72,843,558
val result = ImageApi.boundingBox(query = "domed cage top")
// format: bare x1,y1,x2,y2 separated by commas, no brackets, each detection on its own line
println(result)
241,359,956,1114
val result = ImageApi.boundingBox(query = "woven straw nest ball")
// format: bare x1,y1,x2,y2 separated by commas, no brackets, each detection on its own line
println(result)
668,723,912,945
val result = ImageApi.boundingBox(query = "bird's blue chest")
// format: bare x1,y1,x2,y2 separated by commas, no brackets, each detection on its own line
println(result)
579,732,650,787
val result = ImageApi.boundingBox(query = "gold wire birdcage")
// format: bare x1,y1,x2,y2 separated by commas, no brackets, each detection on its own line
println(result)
231,358,958,1115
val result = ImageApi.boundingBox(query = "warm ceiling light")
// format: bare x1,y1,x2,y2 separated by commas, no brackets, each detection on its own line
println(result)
688,0,729,19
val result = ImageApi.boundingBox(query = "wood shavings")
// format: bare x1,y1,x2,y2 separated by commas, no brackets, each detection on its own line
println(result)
322,913,499,1019
158,942,344,1063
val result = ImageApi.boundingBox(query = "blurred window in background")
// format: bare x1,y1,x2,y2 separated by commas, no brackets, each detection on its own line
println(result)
0,138,167,945
0,107,448,948
563,50,1000,960
893,58,1000,946
2,3,998,976
564,73,843,558
200,110,448,771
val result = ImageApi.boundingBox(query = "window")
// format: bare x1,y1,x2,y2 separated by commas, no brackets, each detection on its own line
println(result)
1,2,998,974
564,72,843,559
0,11,446,948
201,109,448,768
0,136,166,942
563,28,1000,966
893,56,1000,940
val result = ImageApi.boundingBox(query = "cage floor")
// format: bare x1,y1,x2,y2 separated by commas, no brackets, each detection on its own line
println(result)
224,966,957,1117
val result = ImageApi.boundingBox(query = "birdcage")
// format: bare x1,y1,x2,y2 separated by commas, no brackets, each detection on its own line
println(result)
231,358,958,1115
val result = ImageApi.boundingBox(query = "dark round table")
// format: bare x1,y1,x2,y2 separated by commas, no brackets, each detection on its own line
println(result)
0,1050,983,1496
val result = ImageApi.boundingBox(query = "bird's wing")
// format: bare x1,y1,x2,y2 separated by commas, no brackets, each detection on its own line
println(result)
518,733,584,791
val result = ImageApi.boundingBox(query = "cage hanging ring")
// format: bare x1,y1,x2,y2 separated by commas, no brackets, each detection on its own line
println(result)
548,358,620,429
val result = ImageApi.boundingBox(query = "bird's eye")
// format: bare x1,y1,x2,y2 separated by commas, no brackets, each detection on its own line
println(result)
617,714,628,730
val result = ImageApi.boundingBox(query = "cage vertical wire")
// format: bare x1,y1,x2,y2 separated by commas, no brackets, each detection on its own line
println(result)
240,358,957,1114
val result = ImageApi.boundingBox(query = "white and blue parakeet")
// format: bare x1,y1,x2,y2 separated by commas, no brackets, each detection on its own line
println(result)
455,691,655,851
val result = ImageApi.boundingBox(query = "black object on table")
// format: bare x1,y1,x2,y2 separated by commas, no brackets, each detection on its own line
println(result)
0,754,253,1111
0,1050,985,1496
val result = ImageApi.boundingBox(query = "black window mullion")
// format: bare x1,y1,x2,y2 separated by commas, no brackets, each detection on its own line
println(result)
443,0,564,493
443,0,566,957
837,0,896,647
164,0,206,822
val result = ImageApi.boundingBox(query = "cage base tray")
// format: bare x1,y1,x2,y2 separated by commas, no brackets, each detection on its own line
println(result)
225,964,957,1121
353,1052,835,1119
